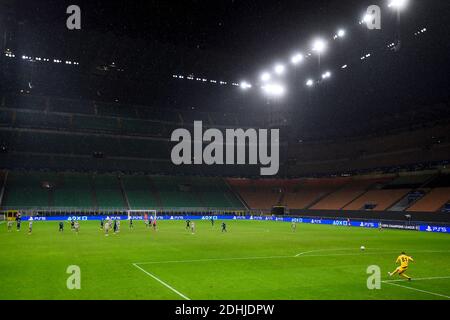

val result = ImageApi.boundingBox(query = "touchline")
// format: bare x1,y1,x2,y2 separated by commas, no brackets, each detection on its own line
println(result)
170,121,279,176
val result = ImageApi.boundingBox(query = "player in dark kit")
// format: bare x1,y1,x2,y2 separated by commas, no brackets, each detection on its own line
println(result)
16,215,21,231
211,217,215,226
113,220,118,233
186,220,191,230
71,220,75,230
129,218,133,229
59,221,64,232
100,219,104,230
221,222,227,232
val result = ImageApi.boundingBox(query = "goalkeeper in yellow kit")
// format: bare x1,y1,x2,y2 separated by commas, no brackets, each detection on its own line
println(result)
388,252,414,280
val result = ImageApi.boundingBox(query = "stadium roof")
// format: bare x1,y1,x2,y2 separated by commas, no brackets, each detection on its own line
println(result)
1,0,449,128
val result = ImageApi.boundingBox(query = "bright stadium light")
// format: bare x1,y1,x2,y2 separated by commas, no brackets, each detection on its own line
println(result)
312,38,327,54
337,29,346,38
240,81,252,90
274,64,286,75
262,83,286,96
291,53,304,65
363,13,374,23
306,79,314,87
322,71,331,79
260,72,271,82
388,0,409,9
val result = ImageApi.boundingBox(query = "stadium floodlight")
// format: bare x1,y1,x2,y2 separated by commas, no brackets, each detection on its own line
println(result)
337,29,346,38
274,64,286,75
388,0,408,9
291,53,304,65
262,83,285,96
260,72,271,82
312,38,327,54
306,79,314,87
362,14,374,24
322,71,331,79
240,81,252,90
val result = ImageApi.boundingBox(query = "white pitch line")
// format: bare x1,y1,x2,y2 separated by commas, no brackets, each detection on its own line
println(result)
383,276,450,283
295,248,356,257
301,249,450,258
382,281,450,299
132,263,191,300
134,255,294,265
134,249,450,265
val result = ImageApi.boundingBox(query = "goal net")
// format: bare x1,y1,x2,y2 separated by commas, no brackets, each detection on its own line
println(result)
126,210,157,221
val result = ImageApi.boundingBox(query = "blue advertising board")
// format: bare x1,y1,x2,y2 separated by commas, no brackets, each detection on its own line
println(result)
17,215,449,233
419,225,450,234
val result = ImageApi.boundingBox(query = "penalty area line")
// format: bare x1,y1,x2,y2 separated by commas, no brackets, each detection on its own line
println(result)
382,280,450,299
134,249,450,265
383,276,450,283
134,254,293,265
132,263,190,300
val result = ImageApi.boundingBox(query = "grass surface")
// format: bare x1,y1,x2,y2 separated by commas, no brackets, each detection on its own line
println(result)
0,220,449,300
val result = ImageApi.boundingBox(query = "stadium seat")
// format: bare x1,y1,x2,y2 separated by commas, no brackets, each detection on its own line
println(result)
121,175,159,209
92,174,127,209
343,189,411,211
407,188,450,212
310,178,383,210
72,115,120,133
52,173,94,209
2,171,53,209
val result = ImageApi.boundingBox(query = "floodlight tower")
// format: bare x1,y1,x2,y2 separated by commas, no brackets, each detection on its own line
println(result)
388,0,409,51
261,82,286,126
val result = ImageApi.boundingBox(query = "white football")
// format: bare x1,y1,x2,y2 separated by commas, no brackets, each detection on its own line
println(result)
360,246,365,251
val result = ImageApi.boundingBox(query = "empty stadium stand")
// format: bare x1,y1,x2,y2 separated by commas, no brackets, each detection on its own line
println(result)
121,175,159,209
1,92,449,222
52,173,94,208
406,188,450,212
406,174,450,212
227,179,285,210
0,170,245,210
1,169,449,225
283,178,350,209
2,171,53,208
1,93,449,178
343,189,411,211
92,174,127,209
310,177,391,210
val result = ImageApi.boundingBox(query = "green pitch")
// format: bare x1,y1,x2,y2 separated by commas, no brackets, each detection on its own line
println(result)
0,220,449,300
